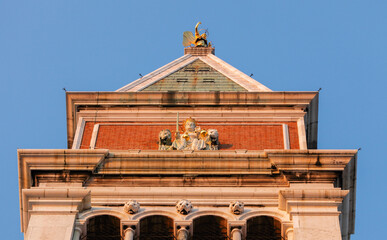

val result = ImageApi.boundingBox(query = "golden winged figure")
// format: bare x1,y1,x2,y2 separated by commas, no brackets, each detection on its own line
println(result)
183,22,211,47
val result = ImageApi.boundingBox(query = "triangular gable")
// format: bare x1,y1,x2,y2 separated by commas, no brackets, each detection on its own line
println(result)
117,52,272,92
141,59,247,92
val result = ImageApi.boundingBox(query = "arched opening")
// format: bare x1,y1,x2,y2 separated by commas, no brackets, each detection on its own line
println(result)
139,215,174,240
193,215,228,240
246,216,282,240
86,215,122,240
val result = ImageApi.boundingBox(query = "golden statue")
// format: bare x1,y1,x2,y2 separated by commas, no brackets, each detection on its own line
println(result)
169,117,219,150
183,22,212,47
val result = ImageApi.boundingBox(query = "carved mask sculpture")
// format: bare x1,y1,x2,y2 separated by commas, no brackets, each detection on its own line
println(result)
176,199,193,215
229,201,244,215
124,200,140,214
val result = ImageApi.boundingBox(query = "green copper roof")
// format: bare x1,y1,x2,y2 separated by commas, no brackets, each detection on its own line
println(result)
141,60,247,92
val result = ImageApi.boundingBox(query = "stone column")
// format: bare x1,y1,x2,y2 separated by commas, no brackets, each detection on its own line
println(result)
231,228,242,240
286,228,294,240
124,227,135,240
72,227,82,240
177,228,189,240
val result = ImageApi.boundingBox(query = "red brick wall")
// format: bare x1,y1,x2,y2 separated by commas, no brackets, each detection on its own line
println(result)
80,122,299,150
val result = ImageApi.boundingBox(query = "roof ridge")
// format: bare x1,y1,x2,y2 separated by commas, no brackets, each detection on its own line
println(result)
117,53,271,92
116,54,194,92
204,54,271,92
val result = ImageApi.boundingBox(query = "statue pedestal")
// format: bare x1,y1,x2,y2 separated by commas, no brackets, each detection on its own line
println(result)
184,47,215,56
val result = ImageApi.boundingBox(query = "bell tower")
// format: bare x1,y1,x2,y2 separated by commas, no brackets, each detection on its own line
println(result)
18,23,357,240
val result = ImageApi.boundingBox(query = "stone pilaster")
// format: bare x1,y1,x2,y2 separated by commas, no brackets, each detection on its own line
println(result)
22,188,90,240
279,188,348,240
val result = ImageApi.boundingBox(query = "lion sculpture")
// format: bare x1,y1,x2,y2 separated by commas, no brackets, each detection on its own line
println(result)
229,201,244,215
207,129,219,150
124,200,140,214
158,129,172,150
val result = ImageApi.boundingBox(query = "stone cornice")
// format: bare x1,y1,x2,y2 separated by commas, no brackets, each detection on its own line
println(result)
18,149,107,232
267,149,358,171
18,149,357,184
18,149,356,232
100,150,272,175
66,91,318,148
67,91,317,107
18,149,108,189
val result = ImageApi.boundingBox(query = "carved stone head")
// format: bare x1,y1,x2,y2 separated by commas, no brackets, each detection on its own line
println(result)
229,201,244,215
176,199,193,215
184,118,197,132
124,200,140,214
207,129,219,150
159,129,172,150
159,129,172,142
208,129,219,141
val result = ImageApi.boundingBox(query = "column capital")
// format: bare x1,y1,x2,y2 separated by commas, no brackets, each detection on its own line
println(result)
285,228,294,240
74,227,82,234
72,226,83,240
124,227,135,234
124,226,136,240
231,227,242,240
177,227,189,240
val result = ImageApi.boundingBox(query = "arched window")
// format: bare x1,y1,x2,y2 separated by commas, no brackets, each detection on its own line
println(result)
139,215,174,240
246,216,282,240
193,215,228,240
86,215,122,240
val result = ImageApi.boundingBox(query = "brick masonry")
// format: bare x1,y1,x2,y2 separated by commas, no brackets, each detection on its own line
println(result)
80,121,299,150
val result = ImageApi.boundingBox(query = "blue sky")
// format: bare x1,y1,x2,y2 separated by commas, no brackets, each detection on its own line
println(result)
1,1,386,239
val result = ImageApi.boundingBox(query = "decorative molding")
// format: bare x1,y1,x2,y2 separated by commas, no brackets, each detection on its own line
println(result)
267,149,357,171
97,151,273,175
78,208,130,221
238,210,289,222
131,209,182,221
72,117,85,149
184,209,236,221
